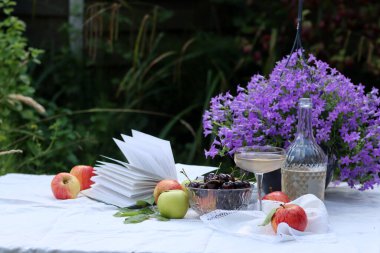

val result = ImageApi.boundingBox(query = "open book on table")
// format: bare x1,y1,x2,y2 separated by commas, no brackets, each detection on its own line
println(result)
82,130,216,207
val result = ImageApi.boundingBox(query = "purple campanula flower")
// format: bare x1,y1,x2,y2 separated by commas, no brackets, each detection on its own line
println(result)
203,50,380,190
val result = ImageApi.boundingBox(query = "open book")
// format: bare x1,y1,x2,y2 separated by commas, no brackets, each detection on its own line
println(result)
82,130,216,207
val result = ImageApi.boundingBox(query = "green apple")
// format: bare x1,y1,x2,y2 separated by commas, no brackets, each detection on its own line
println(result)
157,190,189,219
180,180,190,199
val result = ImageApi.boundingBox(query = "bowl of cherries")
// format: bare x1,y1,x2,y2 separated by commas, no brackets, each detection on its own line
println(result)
186,173,253,215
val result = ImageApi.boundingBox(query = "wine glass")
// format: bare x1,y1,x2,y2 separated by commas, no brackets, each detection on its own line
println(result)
234,146,286,211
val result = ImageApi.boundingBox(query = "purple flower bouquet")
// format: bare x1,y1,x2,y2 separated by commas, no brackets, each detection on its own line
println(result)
203,51,380,190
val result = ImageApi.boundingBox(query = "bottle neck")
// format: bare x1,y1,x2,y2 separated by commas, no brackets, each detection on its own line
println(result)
297,105,314,139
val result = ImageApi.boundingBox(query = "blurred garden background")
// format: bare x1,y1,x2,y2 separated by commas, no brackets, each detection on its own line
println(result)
1,0,379,175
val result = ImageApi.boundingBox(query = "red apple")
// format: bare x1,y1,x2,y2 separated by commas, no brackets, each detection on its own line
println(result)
153,179,183,203
51,173,81,199
263,191,291,203
271,204,308,233
70,165,95,190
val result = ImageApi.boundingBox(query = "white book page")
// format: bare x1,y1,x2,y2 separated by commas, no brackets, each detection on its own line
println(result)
131,130,175,166
82,184,136,207
100,156,160,179
92,174,156,191
92,176,133,192
122,135,173,179
92,184,151,205
96,161,158,181
92,176,153,198
114,138,167,179
122,135,176,179
93,174,156,191
93,170,134,187
130,130,177,178
94,168,157,187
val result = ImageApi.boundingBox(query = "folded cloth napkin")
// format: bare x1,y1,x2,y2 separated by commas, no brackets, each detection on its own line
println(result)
200,194,336,243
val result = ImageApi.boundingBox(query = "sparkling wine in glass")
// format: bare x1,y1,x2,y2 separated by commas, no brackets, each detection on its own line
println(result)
234,146,286,211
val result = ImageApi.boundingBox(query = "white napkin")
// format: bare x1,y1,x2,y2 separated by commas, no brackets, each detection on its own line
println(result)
200,194,336,242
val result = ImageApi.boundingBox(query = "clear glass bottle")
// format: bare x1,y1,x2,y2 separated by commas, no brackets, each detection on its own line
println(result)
282,98,328,200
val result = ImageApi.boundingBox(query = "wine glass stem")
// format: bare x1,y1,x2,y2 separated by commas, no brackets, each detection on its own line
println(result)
256,173,263,211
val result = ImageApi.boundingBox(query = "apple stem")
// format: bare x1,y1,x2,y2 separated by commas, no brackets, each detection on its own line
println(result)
280,204,285,208
180,169,192,183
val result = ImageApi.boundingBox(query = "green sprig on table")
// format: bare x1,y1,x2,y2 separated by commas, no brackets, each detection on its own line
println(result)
113,196,169,224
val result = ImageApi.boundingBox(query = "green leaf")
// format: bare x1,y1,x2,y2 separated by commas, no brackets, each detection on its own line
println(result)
126,195,155,209
138,207,155,215
114,207,154,217
145,195,155,205
124,214,150,224
151,213,169,221
4,8,13,15
125,204,147,209
113,209,140,217
118,207,134,212
136,195,155,207
259,207,278,226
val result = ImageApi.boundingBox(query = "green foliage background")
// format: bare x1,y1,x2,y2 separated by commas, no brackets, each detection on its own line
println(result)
1,0,379,175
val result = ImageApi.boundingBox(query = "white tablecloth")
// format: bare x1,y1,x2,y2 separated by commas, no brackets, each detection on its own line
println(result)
0,173,379,253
